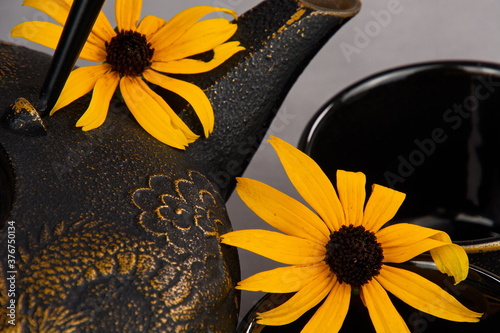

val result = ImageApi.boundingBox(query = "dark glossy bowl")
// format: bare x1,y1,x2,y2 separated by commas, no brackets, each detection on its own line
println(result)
300,61,500,238
239,62,500,332
298,61,500,275
238,256,500,332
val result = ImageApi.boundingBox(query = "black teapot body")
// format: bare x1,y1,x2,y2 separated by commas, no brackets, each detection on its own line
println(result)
0,1,360,331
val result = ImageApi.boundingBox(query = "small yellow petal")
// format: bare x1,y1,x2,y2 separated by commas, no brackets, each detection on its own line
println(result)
151,41,244,74
235,177,330,244
91,11,116,43
430,242,469,284
378,223,452,263
134,77,198,142
377,266,482,322
23,0,70,25
257,273,335,326
302,281,351,333
376,223,442,247
221,230,326,265
149,6,237,52
80,40,107,63
428,232,469,283
268,136,345,231
143,69,214,137
23,0,112,46
51,64,111,113
153,19,237,62
361,279,410,333
137,15,166,36
336,170,366,227
115,0,142,30
377,223,469,283
382,237,448,264
120,76,195,149
237,262,329,293
12,21,62,50
76,71,120,130
11,21,106,62
362,184,406,232
86,11,116,50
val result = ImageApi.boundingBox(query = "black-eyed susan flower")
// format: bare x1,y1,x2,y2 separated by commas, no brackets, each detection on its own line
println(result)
12,0,244,149
221,136,483,332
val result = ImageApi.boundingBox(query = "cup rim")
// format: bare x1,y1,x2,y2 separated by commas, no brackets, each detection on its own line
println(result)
300,60,500,154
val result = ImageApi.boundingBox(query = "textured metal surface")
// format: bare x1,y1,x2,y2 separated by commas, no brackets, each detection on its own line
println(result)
0,46,239,328
185,0,358,199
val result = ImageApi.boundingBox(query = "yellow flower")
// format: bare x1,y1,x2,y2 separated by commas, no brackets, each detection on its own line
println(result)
12,0,244,149
221,136,483,332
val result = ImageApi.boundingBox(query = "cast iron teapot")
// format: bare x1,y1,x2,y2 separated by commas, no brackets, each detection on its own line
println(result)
0,0,361,331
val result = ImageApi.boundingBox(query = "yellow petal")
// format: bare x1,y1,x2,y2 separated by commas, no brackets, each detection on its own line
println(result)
376,223,443,247
23,0,113,45
143,69,214,137
377,265,482,322
268,136,345,231
92,11,116,43
221,230,326,265
137,15,166,36
377,223,469,283
23,0,70,25
51,64,111,113
237,262,329,293
137,78,198,142
84,11,116,52
257,274,335,325
151,41,244,74
120,76,197,149
149,6,237,52
430,242,469,285
76,71,120,130
12,21,62,50
235,178,330,244
81,40,107,63
361,278,410,333
336,170,366,227
11,21,106,62
362,184,406,232
153,18,237,62
378,223,451,263
115,0,142,31
382,237,449,264
302,281,351,333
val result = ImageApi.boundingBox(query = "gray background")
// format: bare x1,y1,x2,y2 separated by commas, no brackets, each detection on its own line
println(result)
2,0,500,324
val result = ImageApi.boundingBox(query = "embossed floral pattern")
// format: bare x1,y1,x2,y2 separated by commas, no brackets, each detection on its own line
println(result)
133,171,227,245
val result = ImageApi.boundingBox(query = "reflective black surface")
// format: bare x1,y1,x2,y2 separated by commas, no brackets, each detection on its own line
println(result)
238,256,500,332
300,62,500,239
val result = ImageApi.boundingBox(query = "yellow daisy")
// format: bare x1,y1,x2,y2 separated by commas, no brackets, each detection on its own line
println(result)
12,0,244,149
221,136,483,332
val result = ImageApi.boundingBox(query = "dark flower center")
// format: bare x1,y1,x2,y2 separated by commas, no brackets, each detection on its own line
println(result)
325,225,384,289
105,30,155,76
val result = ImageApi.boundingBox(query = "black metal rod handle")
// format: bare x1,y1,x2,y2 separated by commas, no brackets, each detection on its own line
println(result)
37,0,106,116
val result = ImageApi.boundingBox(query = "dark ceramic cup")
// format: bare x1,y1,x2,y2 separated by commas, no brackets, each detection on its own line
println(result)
239,62,500,332
238,255,500,332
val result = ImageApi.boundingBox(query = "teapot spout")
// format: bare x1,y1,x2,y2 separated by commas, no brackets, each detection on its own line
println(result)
185,0,361,199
